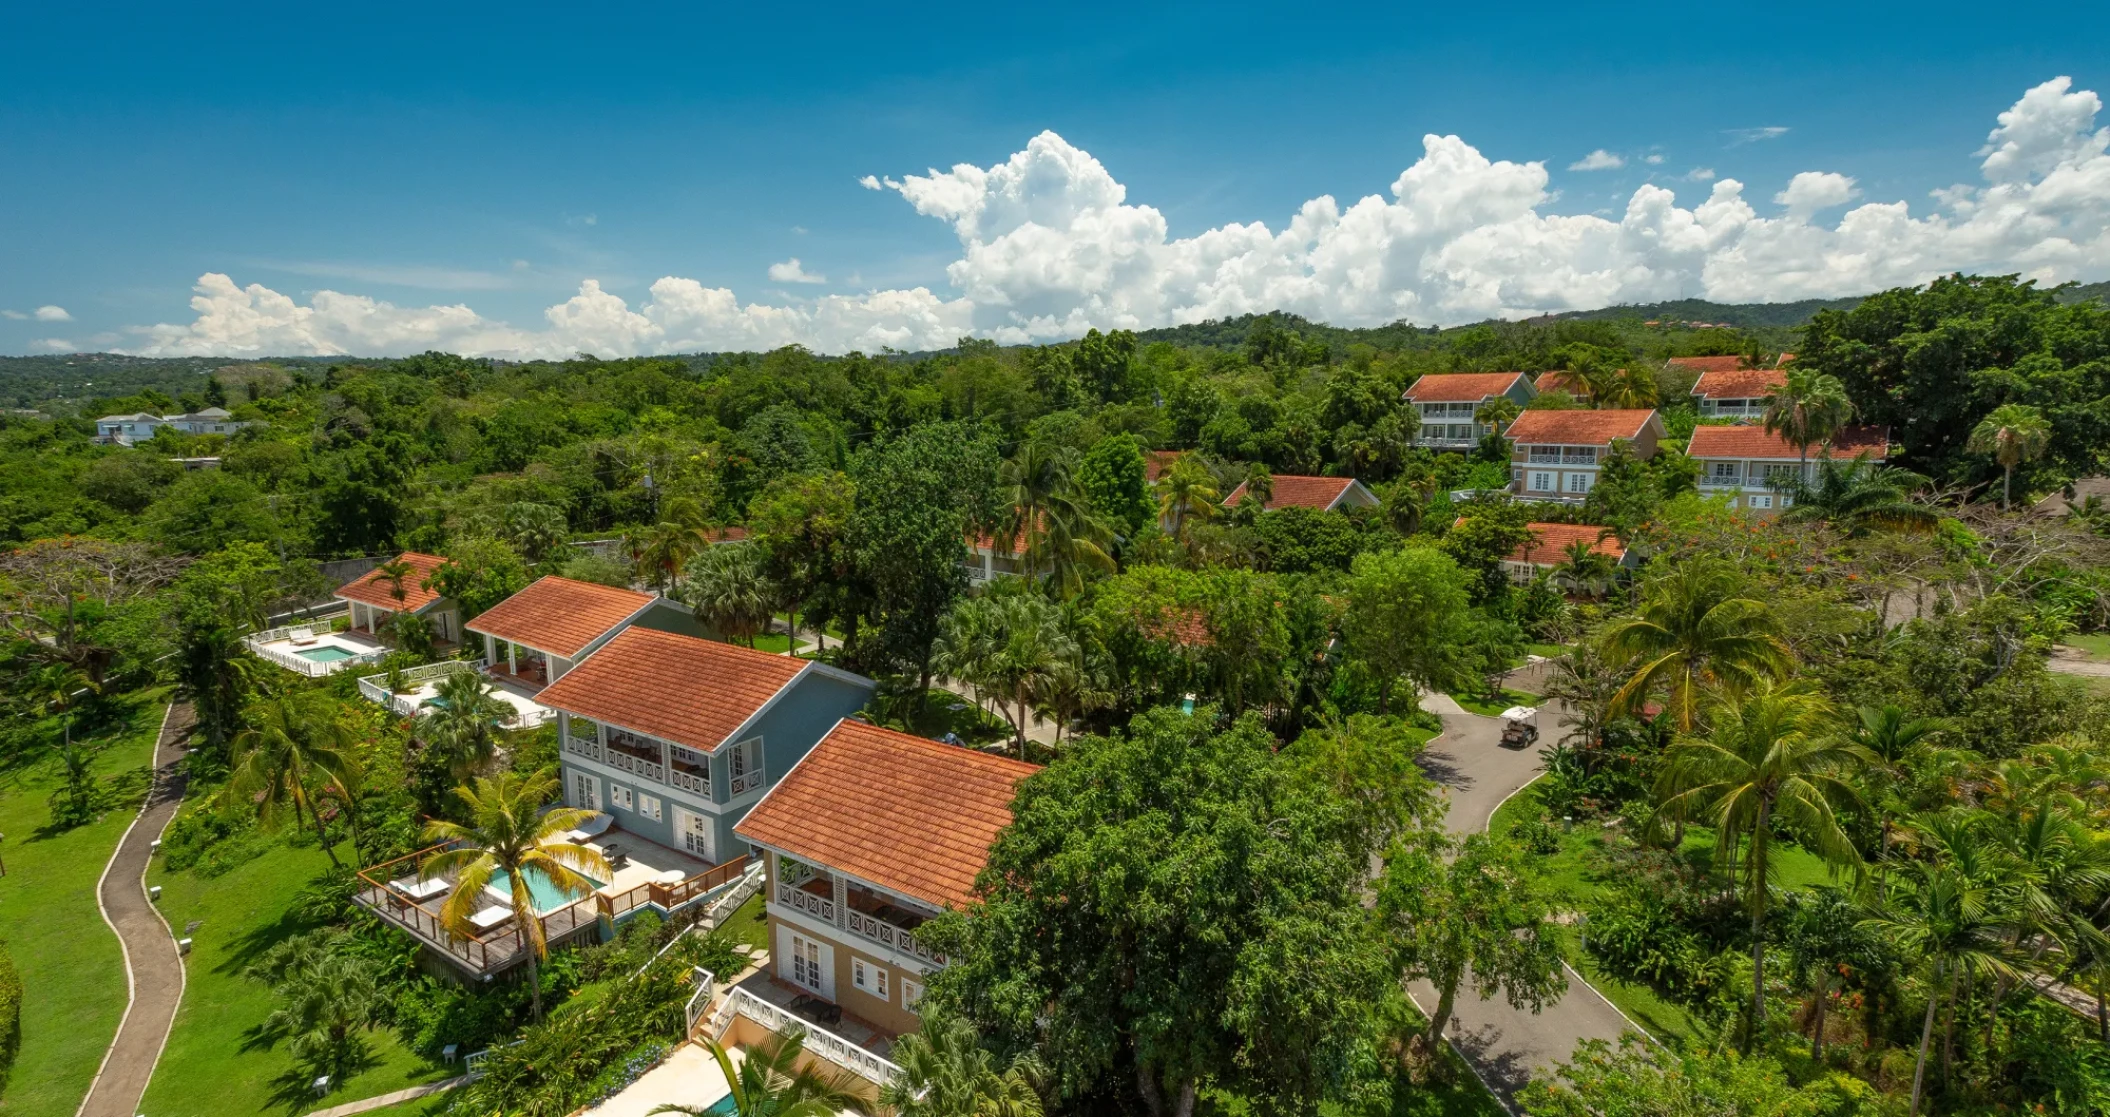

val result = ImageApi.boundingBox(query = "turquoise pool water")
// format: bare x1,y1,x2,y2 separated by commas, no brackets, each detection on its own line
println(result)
702,1095,736,1116
487,865,604,914
296,645,358,663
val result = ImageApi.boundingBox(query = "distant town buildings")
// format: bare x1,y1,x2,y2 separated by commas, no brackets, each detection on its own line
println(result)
93,407,246,446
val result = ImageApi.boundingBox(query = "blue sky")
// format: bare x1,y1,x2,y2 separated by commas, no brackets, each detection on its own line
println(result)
4,1,2106,356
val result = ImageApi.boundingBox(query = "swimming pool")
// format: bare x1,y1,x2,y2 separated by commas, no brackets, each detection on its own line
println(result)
296,645,359,663
486,865,605,914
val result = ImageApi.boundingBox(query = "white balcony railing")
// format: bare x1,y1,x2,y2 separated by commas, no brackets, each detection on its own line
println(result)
709,987,904,1089
777,881,836,923
605,748,666,784
354,659,491,718
685,967,718,1035
669,768,711,797
846,908,946,966
729,768,765,797
565,733,603,763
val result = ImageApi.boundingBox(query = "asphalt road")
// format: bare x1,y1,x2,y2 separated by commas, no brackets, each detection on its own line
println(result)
1407,678,1642,1111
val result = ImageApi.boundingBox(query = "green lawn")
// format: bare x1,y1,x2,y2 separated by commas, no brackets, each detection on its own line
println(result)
717,893,770,956
0,688,166,1117
1525,643,1572,661
1489,782,1842,1048
2066,632,2110,661
749,632,812,655
1449,688,1541,718
899,688,1012,746
141,842,451,1115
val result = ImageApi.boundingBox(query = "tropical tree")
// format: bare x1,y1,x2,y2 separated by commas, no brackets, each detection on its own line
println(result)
1473,396,1522,440
1550,536,1618,599
415,668,515,777
501,501,570,565
257,949,387,1085
683,539,778,647
1378,831,1566,1050
652,1031,871,1116
1762,368,1856,469
994,442,1114,598
1341,546,1474,714
1655,682,1866,1043
1861,856,2017,1116
373,558,417,608
1155,456,1220,540
1774,458,1938,535
1599,560,1794,732
931,592,1079,756
420,771,609,1021
1965,402,2052,510
880,1013,1047,1117
174,620,256,769
224,690,363,867
1847,705,1948,885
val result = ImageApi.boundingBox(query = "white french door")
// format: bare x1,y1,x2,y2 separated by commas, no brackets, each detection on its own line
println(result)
572,771,599,811
777,927,834,998
674,807,716,861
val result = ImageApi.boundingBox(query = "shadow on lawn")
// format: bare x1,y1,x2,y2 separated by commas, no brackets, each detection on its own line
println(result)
265,1038,382,1113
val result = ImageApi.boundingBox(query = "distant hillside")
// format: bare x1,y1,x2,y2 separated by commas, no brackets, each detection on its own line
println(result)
1539,296,1867,329
2056,279,2110,306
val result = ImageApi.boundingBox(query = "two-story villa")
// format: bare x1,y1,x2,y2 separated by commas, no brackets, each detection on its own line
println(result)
1220,474,1381,512
335,552,461,645
1505,409,1665,503
1498,523,1633,585
1404,372,1538,449
1689,367,1787,420
1687,424,1892,513
735,720,1038,1037
94,407,247,446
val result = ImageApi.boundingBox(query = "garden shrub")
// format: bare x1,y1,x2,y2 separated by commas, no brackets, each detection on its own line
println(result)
0,940,21,1094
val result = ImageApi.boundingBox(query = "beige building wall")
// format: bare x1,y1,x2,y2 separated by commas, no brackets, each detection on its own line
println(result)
761,854,929,1039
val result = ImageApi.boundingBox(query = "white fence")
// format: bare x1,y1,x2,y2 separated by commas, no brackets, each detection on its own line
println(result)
707,987,903,1089
244,624,387,677
355,659,556,728
684,967,718,1035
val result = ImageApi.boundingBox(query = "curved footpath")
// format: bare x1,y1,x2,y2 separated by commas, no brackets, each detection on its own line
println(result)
1406,673,1640,1112
76,701,194,1117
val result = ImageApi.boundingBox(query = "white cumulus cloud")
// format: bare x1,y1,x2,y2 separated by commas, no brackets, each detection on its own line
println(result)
117,77,2110,359
1569,149,1626,171
34,305,71,321
32,338,75,352
767,258,827,284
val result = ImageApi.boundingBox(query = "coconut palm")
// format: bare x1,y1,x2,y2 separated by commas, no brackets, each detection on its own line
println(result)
996,442,1114,598
176,621,256,766
1775,457,1938,535
1595,366,1659,409
653,1031,871,1117
1861,855,2017,1116
374,558,418,608
1599,560,1794,732
260,950,386,1084
1655,682,1867,1044
629,520,710,593
415,668,515,777
1155,456,1220,540
1966,403,2052,511
932,593,1078,758
683,539,778,647
420,771,609,1021
501,501,570,566
224,690,363,867
880,1013,1047,1117
1849,705,1948,892
1550,536,1617,599
1762,368,1856,470
1234,463,1275,512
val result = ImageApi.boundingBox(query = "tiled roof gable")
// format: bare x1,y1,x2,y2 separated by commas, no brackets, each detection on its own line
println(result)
464,576,655,659
536,627,809,753
1404,372,1528,402
1504,409,1658,446
1222,474,1358,511
335,552,448,612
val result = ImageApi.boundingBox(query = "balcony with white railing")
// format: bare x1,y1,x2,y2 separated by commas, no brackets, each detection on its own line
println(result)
844,886,946,966
778,876,837,923
706,986,904,1089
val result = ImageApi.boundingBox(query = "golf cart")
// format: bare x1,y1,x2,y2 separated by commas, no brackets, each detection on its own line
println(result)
1498,706,1539,749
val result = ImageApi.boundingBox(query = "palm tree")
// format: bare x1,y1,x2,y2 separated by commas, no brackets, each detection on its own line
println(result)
629,520,709,593
1966,403,2052,510
1849,705,1947,896
1861,857,2016,1116
653,1031,871,1117
996,442,1114,598
1599,560,1794,732
502,501,570,566
1762,369,1855,471
932,594,1078,757
176,621,256,767
260,951,385,1084
224,690,362,867
1655,682,1867,1044
683,539,778,646
1550,536,1616,599
1155,456,1220,540
1775,458,1938,535
1596,366,1659,409
374,558,416,607
1235,463,1274,512
415,668,515,777
881,1013,1047,1117
419,771,609,1021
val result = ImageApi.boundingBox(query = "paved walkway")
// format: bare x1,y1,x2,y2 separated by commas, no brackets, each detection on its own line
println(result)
77,702,195,1117
1407,674,1640,1111
307,1076,469,1117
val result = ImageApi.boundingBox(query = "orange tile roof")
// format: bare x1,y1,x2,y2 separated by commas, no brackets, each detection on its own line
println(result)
336,552,448,612
1668,355,1752,374
536,627,807,753
1144,449,1186,482
1222,474,1358,511
1504,409,1659,446
1144,606,1212,647
1687,424,1890,461
735,720,1040,909
464,576,655,659
1691,368,1786,400
703,525,749,543
1404,372,1530,402
1511,523,1626,566
1533,371,1588,395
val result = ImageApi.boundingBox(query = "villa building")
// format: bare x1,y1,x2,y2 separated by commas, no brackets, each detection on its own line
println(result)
966,523,1028,587
735,720,1039,1038
93,407,247,446
1505,409,1665,503
1689,367,1787,420
464,575,660,689
334,552,461,646
1220,474,1381,512
1499,523,1632,584
1403,372,1537,449
1687,424,1892,513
